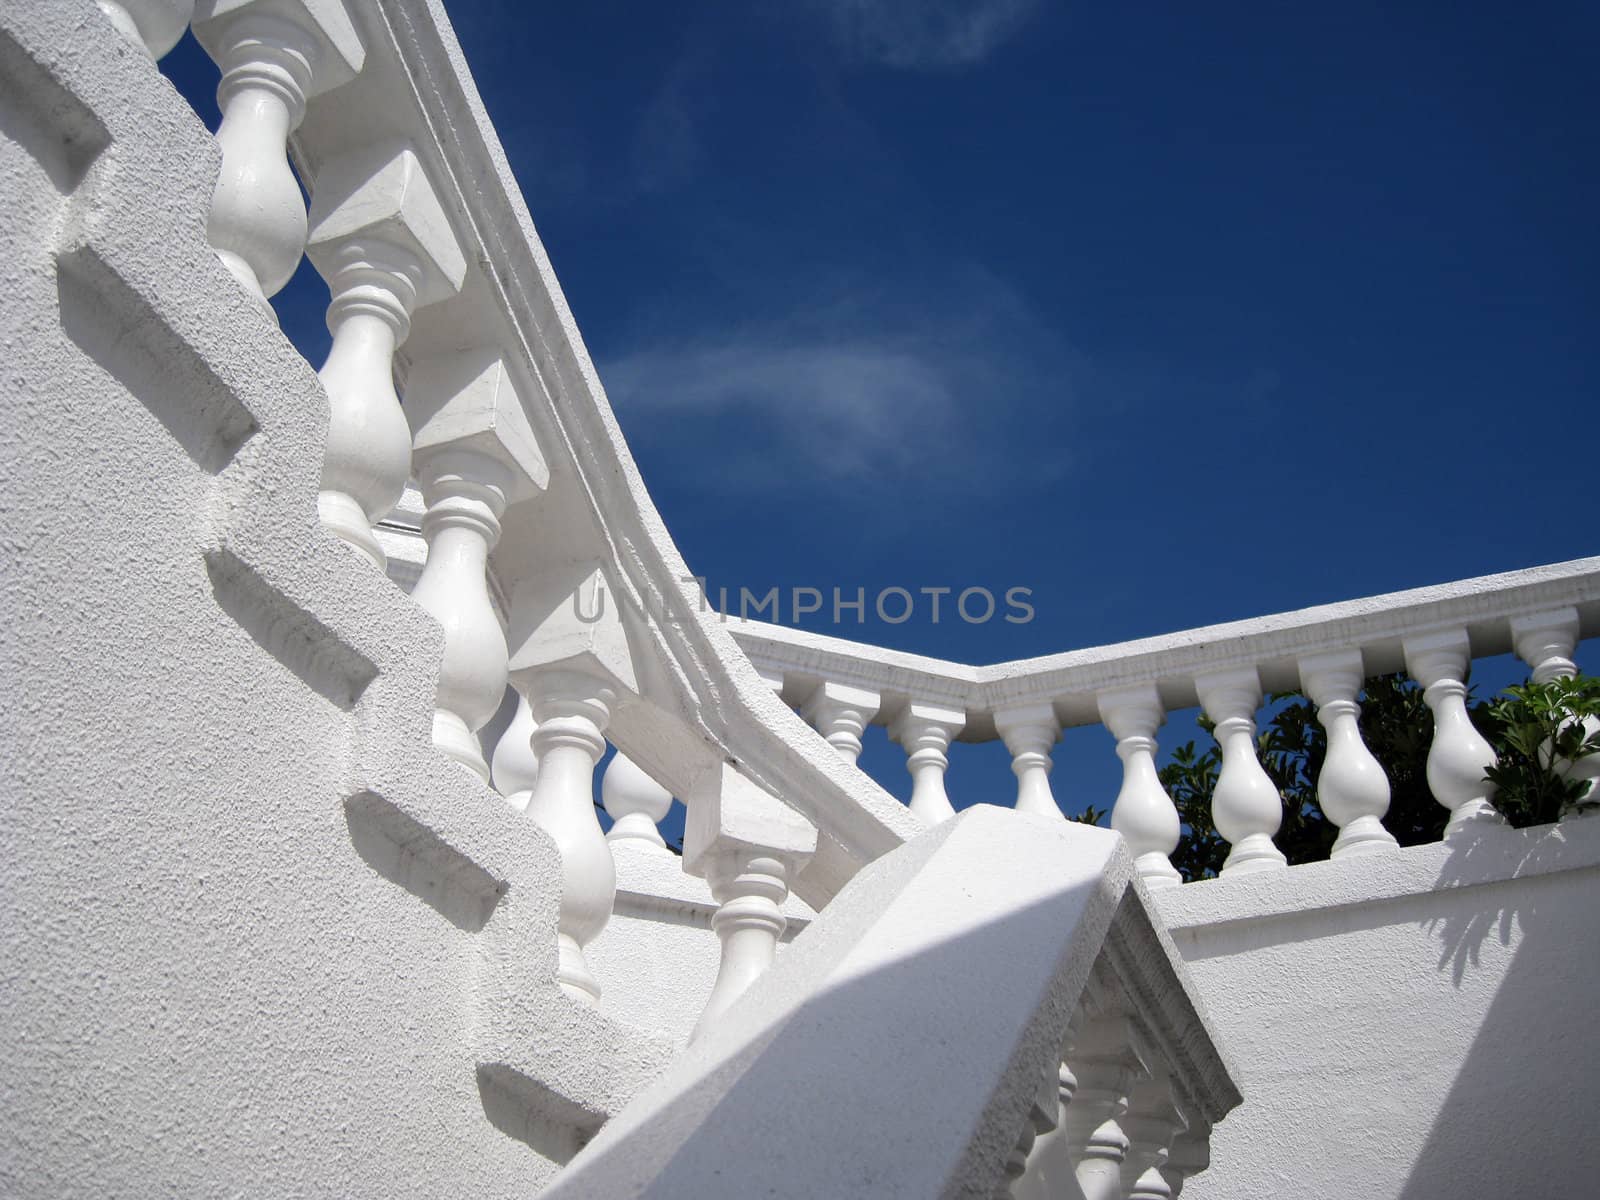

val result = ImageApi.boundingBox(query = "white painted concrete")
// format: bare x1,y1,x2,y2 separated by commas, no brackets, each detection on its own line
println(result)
0,5,666,1192
6,1,1598,1197
548,808,1235,1200
1155,817,1600,1199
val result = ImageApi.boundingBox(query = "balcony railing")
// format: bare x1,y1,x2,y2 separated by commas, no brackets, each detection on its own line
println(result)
49,2,1244,1187
728,558,1600,889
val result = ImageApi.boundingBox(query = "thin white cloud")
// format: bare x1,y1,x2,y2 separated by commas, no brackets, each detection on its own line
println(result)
819,0,1041,69
599,267,1080,497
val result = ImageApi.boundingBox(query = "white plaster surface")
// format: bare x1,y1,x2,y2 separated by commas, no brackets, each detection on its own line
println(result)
1155,818,1600,1199
729,557,1600,737
0,5,666,1193
547,808,1143,1200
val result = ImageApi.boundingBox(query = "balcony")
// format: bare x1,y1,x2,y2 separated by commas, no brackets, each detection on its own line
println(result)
1,1,1594,1197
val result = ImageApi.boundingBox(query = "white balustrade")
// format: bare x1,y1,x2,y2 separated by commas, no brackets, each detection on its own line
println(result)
1159,1118,1212,1198
1120,1072,1186,1200
1514,608,1581,685
801,681,880,762
1096,685,1181,887
1063,1015,1148,1200
1403,630,1504,834
602,751,672,852
98,0,192,58
997,1068,1060,1200
1195,668,1287,875
889,701,964,825
192,0,364,307
508,565,639,1004
490,691,538,811
1512,607,1599,809
305,143,469,566
1298,650,1399,857
995,702,1062,819
406,350,546,778
685,762,817,1043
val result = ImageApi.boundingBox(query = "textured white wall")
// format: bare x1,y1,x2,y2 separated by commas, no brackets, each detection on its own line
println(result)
1157,820,1600,1200
0,6,664,1195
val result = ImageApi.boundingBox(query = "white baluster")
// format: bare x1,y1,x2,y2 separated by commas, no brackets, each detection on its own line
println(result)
996,1066,1060,1199
1299,650,1399,857
508,565,639,1005
97,0,192,59
1063,1016,1149,1200
1512,607,1598,810
1403,630,1504,835
685,763,817,1043
995,702,1062,819
1120,1073,1187,1200
406,351,546,778
305,144,469,566
890,702,965,824
192,0,364,306
1513,608,1581,685
1096,685,1181,887
1159,1118,1212,1198
802,681,880,763
1195,668,1287,875
490,692,538,812
602,751,672,852
518,669,614,1004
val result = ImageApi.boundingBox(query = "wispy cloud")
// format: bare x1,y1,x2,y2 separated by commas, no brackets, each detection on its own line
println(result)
817,0,1041,70
599,266,1081,497
630,54,705,194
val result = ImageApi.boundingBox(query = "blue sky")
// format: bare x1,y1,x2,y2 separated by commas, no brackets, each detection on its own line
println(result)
162,1,1596,819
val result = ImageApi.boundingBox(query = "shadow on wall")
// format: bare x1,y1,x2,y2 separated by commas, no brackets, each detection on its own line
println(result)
1399,821,1600,1198
1424,820,1583,987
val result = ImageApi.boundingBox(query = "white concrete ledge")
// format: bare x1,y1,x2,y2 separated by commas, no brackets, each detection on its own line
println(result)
1154,815,1600,938
729,557,1600,736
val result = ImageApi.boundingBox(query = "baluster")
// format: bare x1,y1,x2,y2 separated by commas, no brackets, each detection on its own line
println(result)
995,703,1062,819
996,1065,1060,1199
685,763,817,1043
602,751,673,853
1063,1015,1149,1200
1299,650,1399,857
97,0,193,59
1403,630,1504,834
1195,668,1287,875
490,692,538,812
1512,607,1598,810
1096,685,1181,887
406,350,546,778
1120,1072,1187,1200
508,565,639,1004
802,681,880,763
890,702,965,824
305,144,469,566
192,0,364,307
1158,1118,1212,1198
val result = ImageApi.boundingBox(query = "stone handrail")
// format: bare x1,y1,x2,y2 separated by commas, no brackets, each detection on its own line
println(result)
543,808,1241,1199
729,558,1600,885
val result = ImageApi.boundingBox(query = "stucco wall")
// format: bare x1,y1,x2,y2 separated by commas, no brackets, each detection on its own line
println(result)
0,6,664,1195
1156,818,1600,1200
